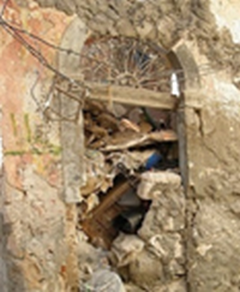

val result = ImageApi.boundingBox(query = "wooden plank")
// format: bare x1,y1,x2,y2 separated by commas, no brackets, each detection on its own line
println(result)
87,83,175,109
81,181,131,248
88,181,131,218
101,130,178,152
56,82,175,109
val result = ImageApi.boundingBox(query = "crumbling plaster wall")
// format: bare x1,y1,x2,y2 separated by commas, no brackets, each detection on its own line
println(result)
0,1,80,291
34,0,240,291
180,48,240,291
1,0,240,291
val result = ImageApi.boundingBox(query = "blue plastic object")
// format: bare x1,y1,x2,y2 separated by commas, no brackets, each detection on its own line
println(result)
145,152,162,170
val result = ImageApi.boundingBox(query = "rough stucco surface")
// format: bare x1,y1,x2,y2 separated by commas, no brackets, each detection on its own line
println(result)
210,0,240,44
37,0,240,291
1,0,240,291
4,167,66,291
0,176,8,292
0,2,78,291
184,71,240,291
33,1,240,291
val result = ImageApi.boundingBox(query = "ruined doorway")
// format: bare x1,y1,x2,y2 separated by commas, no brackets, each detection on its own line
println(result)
53,18,187,291
74,35,182,248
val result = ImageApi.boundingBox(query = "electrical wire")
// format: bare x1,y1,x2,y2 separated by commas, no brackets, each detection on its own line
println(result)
0,0,233,118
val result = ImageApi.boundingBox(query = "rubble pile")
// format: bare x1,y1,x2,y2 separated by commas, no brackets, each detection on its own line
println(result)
110,171,186,291
78,98,179,248
78,169,186,291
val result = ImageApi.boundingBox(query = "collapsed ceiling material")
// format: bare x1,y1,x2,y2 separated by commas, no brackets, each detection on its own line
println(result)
79,98,179,249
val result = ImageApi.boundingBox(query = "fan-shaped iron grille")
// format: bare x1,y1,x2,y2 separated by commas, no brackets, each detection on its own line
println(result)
79,36,171,92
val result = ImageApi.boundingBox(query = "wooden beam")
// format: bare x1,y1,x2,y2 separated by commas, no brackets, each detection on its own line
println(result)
101,130,178,152
87,83,175,109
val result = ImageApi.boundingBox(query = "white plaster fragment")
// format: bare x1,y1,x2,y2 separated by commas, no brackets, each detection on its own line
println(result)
210,0,240,44
149,235,167,258
174,239,183,258
111,233,145,267
137,171,181,200
189,162,194,168
196,244,212,257
213,80,240,120
171,73,180,97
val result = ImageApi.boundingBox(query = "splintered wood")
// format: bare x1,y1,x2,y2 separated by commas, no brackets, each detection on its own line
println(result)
83,99,177,151
82,181,132,249
78,98,178,248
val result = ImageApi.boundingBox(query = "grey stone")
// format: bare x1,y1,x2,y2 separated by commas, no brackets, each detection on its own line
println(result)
111,233,144,267
116,19,137,37
83,269,126,292
188,201,240,292
129,249,163,289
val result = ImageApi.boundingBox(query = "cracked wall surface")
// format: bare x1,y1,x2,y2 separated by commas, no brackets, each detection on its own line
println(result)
184,70,240,291
43,0,240,291
1,0,240,291
0,2,79,291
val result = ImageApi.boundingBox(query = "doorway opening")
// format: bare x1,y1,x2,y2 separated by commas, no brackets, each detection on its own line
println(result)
72,36,184,249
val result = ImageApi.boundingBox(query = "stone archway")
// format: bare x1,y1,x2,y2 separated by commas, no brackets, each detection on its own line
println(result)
55,14,204,291
2,1,240,291
49,2,240,290
56,15,202,203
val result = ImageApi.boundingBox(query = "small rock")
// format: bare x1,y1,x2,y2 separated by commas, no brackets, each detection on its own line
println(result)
111,233,145,267
83,269,126,292
137,171,181,200
146,233,184,263
129,249,163,289
116,19,137,37
77,240,109,284
136,21,153,38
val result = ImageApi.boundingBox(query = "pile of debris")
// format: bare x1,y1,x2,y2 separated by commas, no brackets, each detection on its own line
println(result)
78,170,185,291
78,98,179,249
